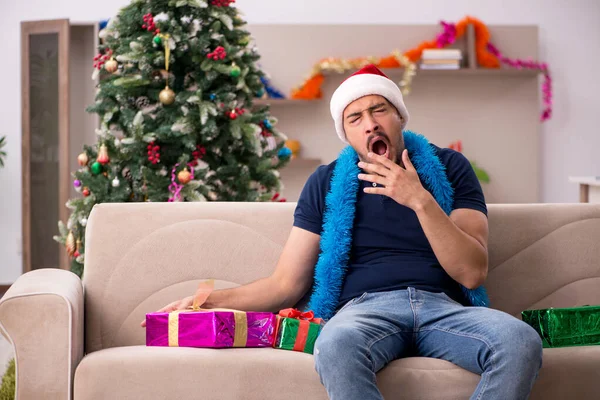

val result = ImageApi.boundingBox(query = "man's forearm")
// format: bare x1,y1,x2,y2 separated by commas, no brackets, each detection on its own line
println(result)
203,276,299,312
413,193,487,288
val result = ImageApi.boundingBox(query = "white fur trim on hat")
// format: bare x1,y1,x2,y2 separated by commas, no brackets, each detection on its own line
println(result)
330,73,409,143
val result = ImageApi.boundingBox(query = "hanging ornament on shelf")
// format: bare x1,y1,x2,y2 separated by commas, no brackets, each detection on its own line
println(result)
97,143,110,165
112,177,120,187
158,33,175,106
77,152,89,166
66,231,76,257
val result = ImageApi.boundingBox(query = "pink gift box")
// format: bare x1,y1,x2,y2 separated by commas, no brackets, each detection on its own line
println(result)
146,309,277,348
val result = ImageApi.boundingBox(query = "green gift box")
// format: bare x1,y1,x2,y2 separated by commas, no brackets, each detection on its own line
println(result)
521,306,600,348
274,309,323,355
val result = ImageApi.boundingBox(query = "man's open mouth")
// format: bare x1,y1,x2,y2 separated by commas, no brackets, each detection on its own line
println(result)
368,136,390,159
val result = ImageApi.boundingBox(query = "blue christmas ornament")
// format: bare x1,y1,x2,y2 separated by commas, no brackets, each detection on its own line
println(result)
263,120,272,130
99,19,110,30
209,93,216,101
278,147,292,158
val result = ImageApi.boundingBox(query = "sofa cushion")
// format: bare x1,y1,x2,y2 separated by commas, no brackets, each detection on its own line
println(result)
74,346,481,399
530,346,600,399
74,345,600,399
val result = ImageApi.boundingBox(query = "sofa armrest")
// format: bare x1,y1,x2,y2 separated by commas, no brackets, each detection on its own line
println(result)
0,269,84,400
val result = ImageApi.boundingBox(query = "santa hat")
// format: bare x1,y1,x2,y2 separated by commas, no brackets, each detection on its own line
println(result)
330,64,409,143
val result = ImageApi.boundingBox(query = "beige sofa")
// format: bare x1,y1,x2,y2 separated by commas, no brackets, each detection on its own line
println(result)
2,202,600,399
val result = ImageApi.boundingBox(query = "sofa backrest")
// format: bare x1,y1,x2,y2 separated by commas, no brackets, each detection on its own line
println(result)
83,202,294,353
83,202,600,353
486,203,600,316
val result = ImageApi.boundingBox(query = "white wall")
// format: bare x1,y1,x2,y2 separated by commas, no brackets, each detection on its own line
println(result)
1,0,599,284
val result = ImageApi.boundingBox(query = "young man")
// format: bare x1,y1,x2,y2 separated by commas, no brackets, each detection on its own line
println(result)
143,65,543,400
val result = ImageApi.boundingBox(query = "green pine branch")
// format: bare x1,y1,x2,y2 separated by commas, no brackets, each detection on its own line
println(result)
56,0,290,277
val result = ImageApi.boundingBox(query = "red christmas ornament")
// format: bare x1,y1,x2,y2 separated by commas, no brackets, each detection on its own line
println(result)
260,121,272,137
93,49,113,70
147,142,161,164
225,108,245,121
82,188,90,197
192,145,206,159
211,0,235,6
207,46,227,60
74,250,80,258
271,192,286,202
142,13,160,35
190,145,206,166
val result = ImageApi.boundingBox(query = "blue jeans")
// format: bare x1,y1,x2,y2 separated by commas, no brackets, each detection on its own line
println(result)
314,288,543,400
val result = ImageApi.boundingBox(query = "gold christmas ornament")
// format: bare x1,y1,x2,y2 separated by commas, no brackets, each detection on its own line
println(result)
77,152,89,166
158,33,176,106
177,168,192,184
104,58,118,73
66,231,76,257
159,87,176,105
97,143,110,165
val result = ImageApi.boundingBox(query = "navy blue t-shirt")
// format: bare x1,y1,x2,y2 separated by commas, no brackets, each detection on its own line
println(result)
293,144,487,308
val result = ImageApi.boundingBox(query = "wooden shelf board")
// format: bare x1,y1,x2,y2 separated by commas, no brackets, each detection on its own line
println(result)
282,158,322,168
252,98,320,106
415,68,540,77
327,67,540,78
254,69,538,107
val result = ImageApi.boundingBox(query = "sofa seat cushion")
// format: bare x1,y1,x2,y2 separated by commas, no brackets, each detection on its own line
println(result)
530,346,600,399
74,346,483,399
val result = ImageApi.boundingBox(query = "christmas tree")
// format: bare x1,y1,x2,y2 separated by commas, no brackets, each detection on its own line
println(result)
54,0,291,277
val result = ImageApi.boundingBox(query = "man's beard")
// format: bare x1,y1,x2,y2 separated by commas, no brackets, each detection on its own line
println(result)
362,132,404,165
